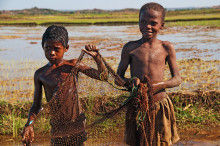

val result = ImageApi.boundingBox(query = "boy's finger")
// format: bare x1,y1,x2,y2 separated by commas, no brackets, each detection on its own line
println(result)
88,44,92,50
82,49,89,54
93,45,98,51
30,133,34,143
82,49,95,56
85,44,92,51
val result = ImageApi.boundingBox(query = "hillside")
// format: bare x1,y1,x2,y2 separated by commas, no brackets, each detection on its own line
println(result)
1,7,139,15
1,7,65,15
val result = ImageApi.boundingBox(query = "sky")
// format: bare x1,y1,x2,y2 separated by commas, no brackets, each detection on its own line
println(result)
0,0,219,11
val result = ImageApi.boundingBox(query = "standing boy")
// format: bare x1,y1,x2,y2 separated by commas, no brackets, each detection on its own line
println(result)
21,25,106,146
117,2,181,146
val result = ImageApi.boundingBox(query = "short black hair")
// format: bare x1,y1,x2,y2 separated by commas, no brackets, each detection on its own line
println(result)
139,2,165,22
42,25,68,48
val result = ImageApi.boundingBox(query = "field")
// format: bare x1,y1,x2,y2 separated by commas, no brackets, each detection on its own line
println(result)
0,8,220,27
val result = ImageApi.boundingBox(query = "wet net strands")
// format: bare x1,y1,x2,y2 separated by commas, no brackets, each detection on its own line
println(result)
33,50,154,145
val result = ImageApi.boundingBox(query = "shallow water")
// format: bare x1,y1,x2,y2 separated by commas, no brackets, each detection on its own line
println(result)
0,135,219,146
0,25,219,100
0,25,219,61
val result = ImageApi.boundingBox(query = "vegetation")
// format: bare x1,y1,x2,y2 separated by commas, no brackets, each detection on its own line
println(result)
0,91,219,138
0,7,219,27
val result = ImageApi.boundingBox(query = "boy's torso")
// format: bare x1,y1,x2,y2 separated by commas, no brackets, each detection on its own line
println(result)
38,59,77,102
37,59,85,133
128,39,168,101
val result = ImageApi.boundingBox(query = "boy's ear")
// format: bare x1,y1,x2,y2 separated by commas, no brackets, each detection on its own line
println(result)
65,44,69,52
161,22,165,29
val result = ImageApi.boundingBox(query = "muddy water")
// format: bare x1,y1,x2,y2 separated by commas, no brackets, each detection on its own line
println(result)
1,126,220,145
0,25,219,61
0,135,219,146
0,25,219,95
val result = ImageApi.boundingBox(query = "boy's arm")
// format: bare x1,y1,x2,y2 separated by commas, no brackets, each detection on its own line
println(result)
22,70,43,145
117,43,131,86
153,42,181,93
79,44,106,80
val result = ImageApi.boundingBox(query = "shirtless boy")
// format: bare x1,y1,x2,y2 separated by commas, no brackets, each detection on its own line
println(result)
21,25,106,146
117,3,181,146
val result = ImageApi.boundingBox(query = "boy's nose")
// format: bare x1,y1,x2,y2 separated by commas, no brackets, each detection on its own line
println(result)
50,50,56,55
146,24,151,29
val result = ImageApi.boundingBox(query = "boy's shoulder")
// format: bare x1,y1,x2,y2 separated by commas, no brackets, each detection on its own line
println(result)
161,40,175,52
124,39,142,47
122,39,142,52
35,64,48,73
34,59,78,76
161,40,173,48
66,59,77,66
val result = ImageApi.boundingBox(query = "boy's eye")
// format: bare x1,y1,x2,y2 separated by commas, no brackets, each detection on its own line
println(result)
54,47,60,51
151,22,157,26
45,47,50,50
141,20,146,24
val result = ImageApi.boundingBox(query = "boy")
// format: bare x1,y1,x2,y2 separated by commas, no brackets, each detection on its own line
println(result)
21,25,106,146
117,2,181,146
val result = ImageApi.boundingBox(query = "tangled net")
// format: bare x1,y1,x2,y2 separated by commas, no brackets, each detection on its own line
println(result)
132,76,154,146
33,50,154,145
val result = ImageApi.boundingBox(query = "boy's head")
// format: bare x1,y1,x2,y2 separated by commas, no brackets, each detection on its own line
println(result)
139,2,165,22
42,25,69,64
42,25,68,48
139,3,165,40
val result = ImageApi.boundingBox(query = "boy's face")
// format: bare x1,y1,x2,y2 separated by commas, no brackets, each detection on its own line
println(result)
43,40,69,64
139,9,164,40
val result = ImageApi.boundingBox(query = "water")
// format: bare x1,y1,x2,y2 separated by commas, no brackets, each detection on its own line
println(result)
0,25,219,61
0,25,219,98
1,135,219,146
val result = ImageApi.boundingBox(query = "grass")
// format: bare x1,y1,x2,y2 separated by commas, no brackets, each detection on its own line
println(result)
175,104,219,128
0,101,50,137
0,92,219,138
0,8,220,27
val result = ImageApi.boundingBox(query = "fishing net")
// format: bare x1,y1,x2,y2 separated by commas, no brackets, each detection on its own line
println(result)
32,50,154,146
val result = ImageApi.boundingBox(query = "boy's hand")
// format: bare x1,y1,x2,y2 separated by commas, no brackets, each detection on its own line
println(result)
21,126,34,146
83,44,99,59
130,77,140,88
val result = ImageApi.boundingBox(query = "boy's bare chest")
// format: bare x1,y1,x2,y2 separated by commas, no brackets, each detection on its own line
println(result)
40,69,72,89
130,46,167,64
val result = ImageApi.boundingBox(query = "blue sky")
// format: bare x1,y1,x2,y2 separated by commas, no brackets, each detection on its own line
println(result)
0,0,219,10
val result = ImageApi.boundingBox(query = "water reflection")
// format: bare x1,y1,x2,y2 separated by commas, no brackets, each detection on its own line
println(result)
0,25,219,61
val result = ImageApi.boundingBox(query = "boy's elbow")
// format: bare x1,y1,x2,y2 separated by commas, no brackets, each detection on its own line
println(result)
176,76,182,86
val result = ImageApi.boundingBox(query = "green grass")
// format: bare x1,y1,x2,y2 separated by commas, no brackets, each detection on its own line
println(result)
0,8,220,27
175,103,219,128
166,20,220,27
0,93,219,138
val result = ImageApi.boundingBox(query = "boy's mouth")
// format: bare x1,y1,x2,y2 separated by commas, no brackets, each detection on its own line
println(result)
48,58,56,62
142,31,153,36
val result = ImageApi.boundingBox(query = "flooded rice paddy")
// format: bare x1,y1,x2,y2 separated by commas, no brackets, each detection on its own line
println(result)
0,25,219,145
0,25,219,101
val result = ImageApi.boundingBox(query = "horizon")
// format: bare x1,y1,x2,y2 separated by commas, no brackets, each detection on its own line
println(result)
1,5,218,12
